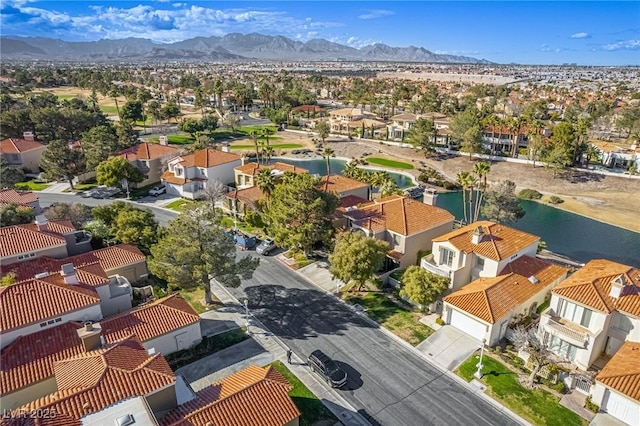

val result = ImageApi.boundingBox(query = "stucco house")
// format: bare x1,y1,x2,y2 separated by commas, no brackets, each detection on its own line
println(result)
118,142,182,187
422,221,540,291
161,148,241,199
442,255,568,344
0,189,41,214
339,195,454,269
538,259,640,371
318,174,371,200
0,133,46,173
234,161,307,189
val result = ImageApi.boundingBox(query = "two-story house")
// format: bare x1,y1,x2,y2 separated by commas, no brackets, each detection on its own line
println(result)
339,195,454,269
318,174,371,200
0,133,47,173
234,162,308,189
387,112,418,140
538,259,640,371
442,255,568,344
118,142,181,187
328,107,382,135
0,188,41,214
161,148,241,199
422,221,540,291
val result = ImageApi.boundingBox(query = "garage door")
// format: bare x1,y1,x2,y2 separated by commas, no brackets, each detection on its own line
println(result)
449,309,487,341
603,389,640,425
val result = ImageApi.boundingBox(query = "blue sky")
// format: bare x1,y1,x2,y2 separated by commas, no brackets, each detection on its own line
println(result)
1,1,639,65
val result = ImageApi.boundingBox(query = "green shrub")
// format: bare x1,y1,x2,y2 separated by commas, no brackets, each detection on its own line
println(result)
548,195,564,204
518,188,543,200
244,210,265,228
584,395,600,413
541,378,566,393
435,317,445,326
505,344,514,352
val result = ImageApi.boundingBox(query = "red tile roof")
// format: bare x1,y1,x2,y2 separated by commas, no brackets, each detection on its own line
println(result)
20,219,76,235
234,162,307,176
0,189,38,205
553,259,640,316
343,196,454,236
118,142,180,161
19,338,175,421
162,365,300,426
595,341,640,402
0,138,45,154
226,185,264,206
0,276,99,332
319,174,369,194
1,322,85,395
101,294,199,344
176,148,240,168
0,223,70,259
432,221,540,261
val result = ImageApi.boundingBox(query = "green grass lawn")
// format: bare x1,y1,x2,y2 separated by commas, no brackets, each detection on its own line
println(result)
455,355,587,426
14,180,50,191
344,292,433,345
99,105,119,115
72,183,98,192
148,134,194,145
229,143,302,150
366,157,414,170
179,287,222,314
165,199,190,211
270,360,338,426
57,94,77,101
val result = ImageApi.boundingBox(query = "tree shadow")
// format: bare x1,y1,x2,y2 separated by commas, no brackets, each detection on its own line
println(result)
243,284,377,340
486,369,517,377
561,170,604,184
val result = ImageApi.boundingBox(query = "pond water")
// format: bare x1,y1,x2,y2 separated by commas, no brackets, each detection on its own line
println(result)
434,192,640,267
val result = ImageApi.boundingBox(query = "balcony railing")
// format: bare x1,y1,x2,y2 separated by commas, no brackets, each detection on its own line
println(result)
420,253,450,278
541,309,589,348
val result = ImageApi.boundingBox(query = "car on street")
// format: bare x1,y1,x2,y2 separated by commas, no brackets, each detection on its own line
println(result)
148,184,166,197
256,237,276,255
307,350,347,388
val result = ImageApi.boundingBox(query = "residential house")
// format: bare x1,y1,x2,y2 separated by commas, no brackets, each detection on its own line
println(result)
339,195,454,269
0,216,92,265
442,255,568,344
224,186,265,218
328,107,381,135
162,148,241,199
0,133,47,173
590,341,640,425
234,162,307,189
0,189,41,214
590,141,640,170
387,112,418,140
162,365,301,426
422,221,540,291
318,174,371,200
538,259,640,371
119,142,182,187
481,125,530,155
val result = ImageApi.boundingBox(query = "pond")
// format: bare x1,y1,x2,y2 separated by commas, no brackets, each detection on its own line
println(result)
434,192,640,267
272,157,415,188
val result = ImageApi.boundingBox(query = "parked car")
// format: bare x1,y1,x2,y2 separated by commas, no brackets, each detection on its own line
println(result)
256,237,276,255
307,350,347,388
148,185,166,197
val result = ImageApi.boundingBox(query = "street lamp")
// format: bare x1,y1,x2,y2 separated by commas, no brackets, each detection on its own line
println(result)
474,338,487,379
242,298,251,335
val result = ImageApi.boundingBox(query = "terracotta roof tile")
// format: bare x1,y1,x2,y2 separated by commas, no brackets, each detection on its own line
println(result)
319,174,369,194
101,294,199,344
444,256,567,323
0,277,99,332
226,186,264,206
343,196,454,236
18,339,175,421
432,221,540,261
161,170,186,185
20,219,76,235
162,365,300,426
176,148,240,168
596,341,640,402
0,224,66,259
235,162,307,176
0,138,45,154
118,142,180,161
0,189,38,205
553,259,640,316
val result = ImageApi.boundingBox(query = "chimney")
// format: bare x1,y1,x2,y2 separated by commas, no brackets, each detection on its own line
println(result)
241,156,246,166
221,143,230,153
35,214,48,232
159,135,168,146
471,226,484,244
61,263,78,285
76,322,102,352
610,274,627,298
23,131,34,141
423,188,438,206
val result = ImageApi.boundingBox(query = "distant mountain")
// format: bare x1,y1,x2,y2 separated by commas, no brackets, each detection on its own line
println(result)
0,33,491,63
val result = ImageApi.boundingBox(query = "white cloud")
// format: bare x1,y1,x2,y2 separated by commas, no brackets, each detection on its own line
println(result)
358,10,394,20
602,39,640,51
434,49,480,56
328,35,378,48
570,32,590,39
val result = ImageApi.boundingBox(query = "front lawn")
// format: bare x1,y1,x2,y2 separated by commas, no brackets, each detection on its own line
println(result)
166,328,248,370
343,292,433,345
229,143,302,150
165,199,190,211
14,179,50,191
366,157,414,170
148,134,194,145
270,361,338,426
180,287,222,314
99,105,119,115
455,354,587,426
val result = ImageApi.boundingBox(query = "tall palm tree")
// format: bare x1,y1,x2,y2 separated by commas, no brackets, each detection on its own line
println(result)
456,171,477,224
262,146,274,165
108,87,121,118
322,147,335,176
249,129,261,164
262,127,276,147
343,161,359,179
472,162,491,222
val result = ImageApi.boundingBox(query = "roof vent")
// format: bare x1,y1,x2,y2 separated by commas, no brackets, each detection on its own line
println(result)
115,414,135,426
147,347,156,355
35,272,50,279
528,275,539,284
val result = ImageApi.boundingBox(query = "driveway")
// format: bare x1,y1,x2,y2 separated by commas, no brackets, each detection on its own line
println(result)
415,325,482,371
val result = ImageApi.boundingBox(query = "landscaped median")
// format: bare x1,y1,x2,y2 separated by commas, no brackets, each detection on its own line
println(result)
455,353,587,426
366,157,414,170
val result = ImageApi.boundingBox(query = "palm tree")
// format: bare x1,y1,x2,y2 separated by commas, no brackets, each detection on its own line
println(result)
343,161,360,179
584,145,601,168
262,146,274,165
249,129,261,164
262,127,276,147
370,170,391,190
456,171,476,224
322,147,335,176
108,87,121,118
255,168,276,205
472,162,491,222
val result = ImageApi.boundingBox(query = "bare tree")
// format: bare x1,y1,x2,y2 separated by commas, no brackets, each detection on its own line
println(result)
202,179,227,208
510,325,550,388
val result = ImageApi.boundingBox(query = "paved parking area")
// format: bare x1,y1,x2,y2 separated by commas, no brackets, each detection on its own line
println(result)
416,325,481,370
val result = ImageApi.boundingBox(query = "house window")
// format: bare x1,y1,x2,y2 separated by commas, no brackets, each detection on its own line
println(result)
175,167,183,176
40,322,47,328
476,257,485,268
392,233,401,247
441,248,455,267
611,313,633,333
547,334,578,362
560,300,593,328
18,253,36,260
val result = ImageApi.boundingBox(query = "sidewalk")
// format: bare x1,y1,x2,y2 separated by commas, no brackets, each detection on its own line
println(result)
207,279,371,426
39,181,71,193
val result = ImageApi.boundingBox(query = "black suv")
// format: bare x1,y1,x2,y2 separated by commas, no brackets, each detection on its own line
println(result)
308,350,347,388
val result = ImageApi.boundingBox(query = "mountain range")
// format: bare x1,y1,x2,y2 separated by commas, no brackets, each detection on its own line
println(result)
0,33,490,63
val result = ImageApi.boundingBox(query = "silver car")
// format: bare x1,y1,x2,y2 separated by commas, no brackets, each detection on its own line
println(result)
256,238,276,255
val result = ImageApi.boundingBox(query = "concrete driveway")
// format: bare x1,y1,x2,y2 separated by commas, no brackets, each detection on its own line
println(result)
416,325,482,371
